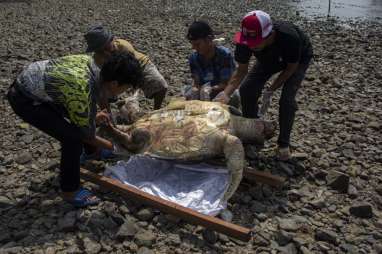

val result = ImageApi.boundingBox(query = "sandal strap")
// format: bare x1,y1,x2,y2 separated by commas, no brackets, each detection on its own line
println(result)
74,188,92,201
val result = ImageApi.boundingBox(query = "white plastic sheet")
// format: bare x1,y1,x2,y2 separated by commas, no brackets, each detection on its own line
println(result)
104,155,229,216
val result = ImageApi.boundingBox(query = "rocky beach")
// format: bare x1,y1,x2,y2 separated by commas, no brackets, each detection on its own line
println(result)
0,0,381,253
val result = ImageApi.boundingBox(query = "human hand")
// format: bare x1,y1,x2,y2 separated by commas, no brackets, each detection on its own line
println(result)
96,110,110,125
258,89,273,118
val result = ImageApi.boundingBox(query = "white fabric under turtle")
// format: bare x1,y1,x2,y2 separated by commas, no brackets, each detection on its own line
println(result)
104,155,229,216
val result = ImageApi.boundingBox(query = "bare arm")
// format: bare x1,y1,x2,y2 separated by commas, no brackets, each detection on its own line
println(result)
83,135,114,150
222,134,245,201
224,63,249,96
269,62,298,91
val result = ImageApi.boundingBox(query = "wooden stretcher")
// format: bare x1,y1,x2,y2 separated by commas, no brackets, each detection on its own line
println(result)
80,166,285,242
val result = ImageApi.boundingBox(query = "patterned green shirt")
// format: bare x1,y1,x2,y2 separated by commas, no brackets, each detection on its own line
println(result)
16,54,100,139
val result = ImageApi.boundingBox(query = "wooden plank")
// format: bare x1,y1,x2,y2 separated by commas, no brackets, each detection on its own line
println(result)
80,168,252,242
243,167,285,188
205,159,285,187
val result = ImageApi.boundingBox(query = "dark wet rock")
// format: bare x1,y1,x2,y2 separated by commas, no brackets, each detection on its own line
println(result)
314,229,338,245
57,211,77,232
349,203,373,218
326,170,349,193
250,201,267,213
0,230,11,244
202,229,218,244
0,196,14,208
248,185,264,201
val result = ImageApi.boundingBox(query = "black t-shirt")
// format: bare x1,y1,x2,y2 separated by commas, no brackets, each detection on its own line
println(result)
234,21,313,68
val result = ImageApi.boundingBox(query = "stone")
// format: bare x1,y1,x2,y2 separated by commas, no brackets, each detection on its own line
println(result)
279,218,301,232
116,220,138,240
0,196,14,208
0,231,11,244
250,201,267,213
278,162,295,176
348,185,358,199
349,203,373,218
136,208,154,221
326,170,349,193
57,211,77,232
300,246,313,254
373,243,382,254
135,230,156,247
82,237,102,254
274,230,293,246
249,185,264,201
276,242,298,254
219,209,233,222
314,229,338,245
202,229,218,244
137,247,154,254
15,151,33,164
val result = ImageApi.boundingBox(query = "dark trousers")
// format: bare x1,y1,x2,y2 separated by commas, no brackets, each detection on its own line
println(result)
239,62,310,148
7,84,83,192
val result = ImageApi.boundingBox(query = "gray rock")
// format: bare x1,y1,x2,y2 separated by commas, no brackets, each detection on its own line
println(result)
274,230,293,246
349,203,373,218
376,187,382,196
0,230,11,244
137,247,154,254
58,211,77,232
116,220,138,240
135,230,156,247
340,243,358,253
219,209,233,222
249,185,264,201
314,229,338,245
278,162,295,176
241,194,252,204
15,151,33,164
82,237,102,254
326,170,349,193
348,185,358,199
202,229,218,244
250,201,267,213
373,243,382,254
279,218,301,232
136,208,154,221
0,196,14,208
276,242,298,254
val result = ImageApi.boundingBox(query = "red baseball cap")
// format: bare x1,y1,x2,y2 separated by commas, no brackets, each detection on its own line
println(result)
234,10,273,48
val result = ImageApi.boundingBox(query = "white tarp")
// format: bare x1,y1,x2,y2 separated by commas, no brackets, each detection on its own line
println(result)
104,155,229,216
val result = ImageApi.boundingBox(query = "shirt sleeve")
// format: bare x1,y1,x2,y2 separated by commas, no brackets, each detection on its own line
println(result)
234,44,252,64
189,54,201,85
219,51,235,82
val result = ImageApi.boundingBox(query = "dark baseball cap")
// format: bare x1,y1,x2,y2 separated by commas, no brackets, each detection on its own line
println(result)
186,21,214,40
84,25,114,52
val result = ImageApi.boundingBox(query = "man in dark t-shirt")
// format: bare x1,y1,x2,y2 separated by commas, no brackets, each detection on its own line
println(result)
214,10,313,160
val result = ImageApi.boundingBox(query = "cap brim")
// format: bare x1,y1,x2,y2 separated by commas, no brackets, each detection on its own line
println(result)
233,31,263,48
